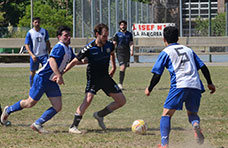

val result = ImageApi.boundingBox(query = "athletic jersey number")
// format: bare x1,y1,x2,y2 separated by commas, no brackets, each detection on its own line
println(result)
174,47,190,64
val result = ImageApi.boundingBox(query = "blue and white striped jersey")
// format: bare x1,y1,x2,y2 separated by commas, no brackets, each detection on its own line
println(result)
152,43,205,90
37,42,75,81
25,28,49,57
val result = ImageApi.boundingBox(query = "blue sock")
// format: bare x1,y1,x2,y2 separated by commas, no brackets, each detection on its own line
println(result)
30,75,34,87
188,114,200,126
160,116,171,146
35,107,57,125
7,100,23,115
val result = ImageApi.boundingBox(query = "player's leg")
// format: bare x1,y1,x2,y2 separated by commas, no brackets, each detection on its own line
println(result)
31,96,61,134
159,88,186,147
119,64,126,89
93,92,126,130
69,93,94,134
1,75,44,125
185,89,204,144
107,92,126,111
117,54,127,89
1,97,38,125
30,57,39,87
159,108,176,147
93,77,125,130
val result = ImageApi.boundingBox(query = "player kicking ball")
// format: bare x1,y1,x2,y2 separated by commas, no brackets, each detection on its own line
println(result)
63,23,126,134
145,26,216,148
1,26,77,133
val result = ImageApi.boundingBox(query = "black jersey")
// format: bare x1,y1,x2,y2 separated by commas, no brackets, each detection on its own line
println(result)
113,30,133,55
76,39,115,79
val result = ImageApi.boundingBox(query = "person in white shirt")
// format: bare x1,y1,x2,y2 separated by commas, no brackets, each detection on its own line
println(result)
145,26,216,148
24,17,51,87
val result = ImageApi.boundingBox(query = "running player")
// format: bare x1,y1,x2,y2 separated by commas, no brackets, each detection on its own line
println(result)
25,17,51,87
113,20,134,90
1,26,76,133
64,23,126,134
145,26,216,148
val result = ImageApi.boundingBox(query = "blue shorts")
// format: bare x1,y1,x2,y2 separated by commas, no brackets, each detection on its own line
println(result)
29,74,61,101
164,88,201,113
30,55,48,71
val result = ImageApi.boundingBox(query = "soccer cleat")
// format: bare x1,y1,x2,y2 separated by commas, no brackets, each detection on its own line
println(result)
194,124,204,145
1,106,9,125
157,144,168,148
93,112,106,130
118,84,123,90
30,123,48,134
69,126,82,134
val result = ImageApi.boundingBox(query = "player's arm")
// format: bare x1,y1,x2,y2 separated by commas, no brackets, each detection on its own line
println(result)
45,30,51,53
46,40,51,53
25,44,37,62
109,51,116,77
145,73,161,96
63,57,87,74
129,41,134,56
49,57,64,85
200,65,216,94
112,34,118,48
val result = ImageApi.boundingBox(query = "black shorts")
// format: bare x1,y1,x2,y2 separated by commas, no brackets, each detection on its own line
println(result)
85,75,122,96
116,53,130,67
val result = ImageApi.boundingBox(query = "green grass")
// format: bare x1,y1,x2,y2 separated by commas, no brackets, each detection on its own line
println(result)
0,65,227,148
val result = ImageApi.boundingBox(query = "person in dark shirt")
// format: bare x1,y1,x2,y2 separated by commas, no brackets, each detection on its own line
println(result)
113,20,134,90
64,23,126,134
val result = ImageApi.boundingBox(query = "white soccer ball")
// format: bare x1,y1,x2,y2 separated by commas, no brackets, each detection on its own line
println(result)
131,119,148,135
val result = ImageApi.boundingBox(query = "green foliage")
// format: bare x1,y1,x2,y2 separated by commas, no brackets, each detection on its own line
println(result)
0,12,5,23
0,0,29,26
18,1,73,37
195,13,226,36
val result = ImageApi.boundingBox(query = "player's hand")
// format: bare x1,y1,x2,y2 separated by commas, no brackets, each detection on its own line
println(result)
81,58,88,64
109,68,116,77
145,87,151,96
52,75,58,82
53,74,64,85
208,84,216,94
32,55,37,62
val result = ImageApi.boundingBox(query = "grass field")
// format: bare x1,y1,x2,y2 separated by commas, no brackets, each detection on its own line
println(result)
0,65,227,148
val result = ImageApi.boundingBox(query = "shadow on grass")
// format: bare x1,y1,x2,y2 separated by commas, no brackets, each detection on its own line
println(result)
124,87,169,91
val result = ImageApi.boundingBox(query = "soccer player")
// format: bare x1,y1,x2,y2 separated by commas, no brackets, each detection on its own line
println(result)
25,17,51,87
145,26,216,148
1,26,76,133
64,23,126,134
113,20,134,90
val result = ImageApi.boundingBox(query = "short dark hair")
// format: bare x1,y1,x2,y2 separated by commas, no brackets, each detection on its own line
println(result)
94,23,109,37
119,20,127,26
32,17,40,22
57,26,71,37
163,26,179,44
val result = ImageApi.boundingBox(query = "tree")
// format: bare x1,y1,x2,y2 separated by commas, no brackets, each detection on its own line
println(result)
195,13,226,36
18,1,73,37
0,0,29,27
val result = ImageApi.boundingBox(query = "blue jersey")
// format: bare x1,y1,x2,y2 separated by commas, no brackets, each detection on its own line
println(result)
152,43,205,91
25,28,49,57
37,42,76,80
76,39,115,78
113,31,133,54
